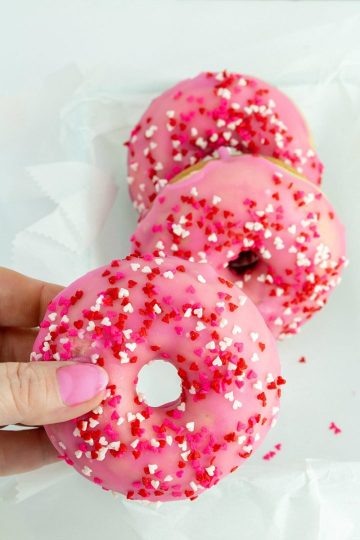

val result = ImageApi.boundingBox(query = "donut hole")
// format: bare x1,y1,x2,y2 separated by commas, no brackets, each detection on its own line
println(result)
136,360,182,408
228,250,259,276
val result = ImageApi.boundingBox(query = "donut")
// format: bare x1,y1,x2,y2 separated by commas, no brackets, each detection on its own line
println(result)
32,255,282,502
126,70,323,217
131,153,346,339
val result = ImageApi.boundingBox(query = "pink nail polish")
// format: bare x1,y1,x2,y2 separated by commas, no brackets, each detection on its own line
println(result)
57,363,109,406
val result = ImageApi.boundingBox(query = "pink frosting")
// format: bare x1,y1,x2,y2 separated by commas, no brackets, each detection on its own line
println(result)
32,255,282,502
132,155,346,338
126,70,323,217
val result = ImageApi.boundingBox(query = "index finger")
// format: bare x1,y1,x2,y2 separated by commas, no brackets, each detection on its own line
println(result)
0,268,63,328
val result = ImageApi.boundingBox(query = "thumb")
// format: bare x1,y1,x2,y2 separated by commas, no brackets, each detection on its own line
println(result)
0,361,109,426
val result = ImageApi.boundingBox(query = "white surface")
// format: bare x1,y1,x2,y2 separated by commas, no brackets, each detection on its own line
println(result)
1,1,360,539
137,360,183,407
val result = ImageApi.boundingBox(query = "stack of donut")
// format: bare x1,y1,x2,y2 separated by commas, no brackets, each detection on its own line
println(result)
33,70,346,502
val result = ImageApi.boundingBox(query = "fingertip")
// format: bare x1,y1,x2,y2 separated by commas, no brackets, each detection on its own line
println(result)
57,362,109,407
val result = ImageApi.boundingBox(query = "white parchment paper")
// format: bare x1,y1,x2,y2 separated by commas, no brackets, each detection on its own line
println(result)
0,2,360,539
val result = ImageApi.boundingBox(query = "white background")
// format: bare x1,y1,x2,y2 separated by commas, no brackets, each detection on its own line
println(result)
0,2,360,539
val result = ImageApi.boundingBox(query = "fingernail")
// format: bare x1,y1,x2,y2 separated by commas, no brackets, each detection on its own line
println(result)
57,363,109,406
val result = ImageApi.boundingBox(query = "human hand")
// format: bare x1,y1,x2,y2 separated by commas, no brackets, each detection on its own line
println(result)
0,268,109,476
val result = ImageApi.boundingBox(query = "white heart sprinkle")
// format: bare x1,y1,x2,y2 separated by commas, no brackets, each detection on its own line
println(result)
181,450,190,461
206,466,215,477
119,352,129,363
109,441,120,451
123,303,134,313
264,229,272,239
208,233,218,243
232,325,242,335
119,288,129,298
153,304,162,314
164,475,173,482
156,240,165,249
288,224,296,235
150,439,160,447
212,356,222,366
212,195,222,205
253,380,263,390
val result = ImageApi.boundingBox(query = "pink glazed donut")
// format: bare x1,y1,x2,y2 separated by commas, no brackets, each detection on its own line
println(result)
32,256,282,502
131,153,346,339
126,70,323,217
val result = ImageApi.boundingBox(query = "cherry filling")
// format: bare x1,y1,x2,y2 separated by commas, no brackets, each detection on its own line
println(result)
228,250,259,275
